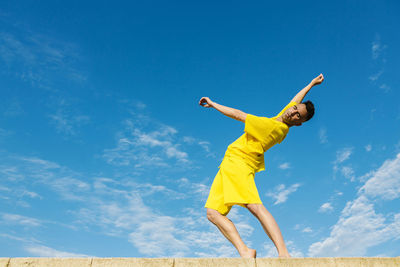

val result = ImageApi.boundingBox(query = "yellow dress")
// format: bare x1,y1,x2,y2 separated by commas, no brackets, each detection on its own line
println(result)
204,101,298,215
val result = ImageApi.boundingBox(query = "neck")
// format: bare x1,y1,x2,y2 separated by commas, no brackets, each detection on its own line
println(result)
275,116,292,127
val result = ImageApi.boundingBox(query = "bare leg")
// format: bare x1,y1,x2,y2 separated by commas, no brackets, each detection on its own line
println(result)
206,208,256,258
245,204,290,258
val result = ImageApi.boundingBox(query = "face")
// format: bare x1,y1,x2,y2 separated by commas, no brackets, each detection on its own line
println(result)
282,104,308,126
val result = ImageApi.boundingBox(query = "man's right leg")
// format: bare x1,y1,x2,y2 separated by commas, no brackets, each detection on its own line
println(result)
206,207,256,258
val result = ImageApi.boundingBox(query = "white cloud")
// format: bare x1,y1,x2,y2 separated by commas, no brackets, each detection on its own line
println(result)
309,196,400,257
176,177,210,200
129,216,189,257
135,102,146,110
379,84,391,93
261,240,304,257
0,27,86,90
0,149,246,258
359,153,400,200
302,227,313,233
341,166,355,181
19,189,41,199
369,70,384,81
335,147,353,164
319,127,328,144
103,119,190,168
278,162,290,170
266,183,301,205
49,112,90,136
198,141,211,153
1,213,42,227
309,153,400,256
319,202,333,213
183,136,195,144
18,156,60,169
333,147,354,180
371,35,386,60
183,136,212,155
47,98,90,136
365,144,372,152
25,244,92,257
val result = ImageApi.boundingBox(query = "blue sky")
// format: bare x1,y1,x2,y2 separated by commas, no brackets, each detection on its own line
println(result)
1,0,400,258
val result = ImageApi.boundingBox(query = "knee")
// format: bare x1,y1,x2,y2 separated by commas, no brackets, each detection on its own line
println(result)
206,208,220,222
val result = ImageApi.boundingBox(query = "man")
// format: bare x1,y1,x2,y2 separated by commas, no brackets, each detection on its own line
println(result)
199,74,324,258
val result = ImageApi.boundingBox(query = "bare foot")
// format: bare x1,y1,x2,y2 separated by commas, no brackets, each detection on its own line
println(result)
240,248,256,258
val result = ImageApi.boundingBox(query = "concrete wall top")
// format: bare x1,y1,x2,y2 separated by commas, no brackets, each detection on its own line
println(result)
1,257,399,267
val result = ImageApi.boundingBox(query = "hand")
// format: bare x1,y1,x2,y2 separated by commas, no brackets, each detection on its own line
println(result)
311,73,324,86
199,97,214,108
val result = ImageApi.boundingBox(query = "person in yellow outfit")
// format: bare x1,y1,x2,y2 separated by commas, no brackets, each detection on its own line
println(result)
200,74,324,258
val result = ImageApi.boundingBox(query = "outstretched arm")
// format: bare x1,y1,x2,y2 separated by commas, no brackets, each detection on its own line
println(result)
199,97,247,122
290,74,324,103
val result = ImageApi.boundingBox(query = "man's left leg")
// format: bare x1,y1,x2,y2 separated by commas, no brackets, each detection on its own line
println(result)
245,203,290,258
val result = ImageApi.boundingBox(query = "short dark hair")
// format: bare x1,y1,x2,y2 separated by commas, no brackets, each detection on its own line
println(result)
302,100,315,121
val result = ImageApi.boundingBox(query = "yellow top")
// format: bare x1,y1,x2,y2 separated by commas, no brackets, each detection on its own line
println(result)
223,101,298,173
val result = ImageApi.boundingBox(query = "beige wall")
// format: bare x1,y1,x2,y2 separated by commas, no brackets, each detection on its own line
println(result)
1,257,399,267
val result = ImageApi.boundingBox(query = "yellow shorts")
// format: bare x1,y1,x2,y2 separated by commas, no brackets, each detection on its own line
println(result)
204,156,262,216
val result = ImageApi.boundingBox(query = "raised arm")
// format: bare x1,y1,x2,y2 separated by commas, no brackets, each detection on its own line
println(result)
199,97,247,122
290,74,324,103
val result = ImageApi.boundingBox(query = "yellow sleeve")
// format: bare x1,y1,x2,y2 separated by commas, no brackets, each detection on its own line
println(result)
244,114,275,143
275,101,298,118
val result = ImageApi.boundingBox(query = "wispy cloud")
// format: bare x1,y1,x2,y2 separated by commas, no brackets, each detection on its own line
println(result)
319,202,333,213
49,112,90,136
25,244,92,257
359,153,400,200
1,213,42,227
176,177,210,199
183,136,214,157
371,34,386,60
1,152,241,257
261,240,304,257
278,162,290,170
309,153,400,256
334,147,353,164
103,117,191,169
333,147,355,181
319,127,328,144
0,27,86,90
46,97,91,136
369,34,390,93
266,183,301,205
3,98,24,117
341,166,355,182
368,70,383,82
365,144,372,152
379,84,391,93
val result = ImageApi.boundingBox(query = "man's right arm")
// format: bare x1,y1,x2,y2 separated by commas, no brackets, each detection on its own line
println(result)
290,74,324,103
199,97,247,123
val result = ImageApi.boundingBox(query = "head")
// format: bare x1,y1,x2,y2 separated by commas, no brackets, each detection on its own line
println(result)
282,100,315,126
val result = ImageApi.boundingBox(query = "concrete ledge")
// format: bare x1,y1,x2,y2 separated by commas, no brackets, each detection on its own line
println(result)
175,258,255,267
8,258,92,267
92,258,174,267
0,258,10,267
1,257,399,266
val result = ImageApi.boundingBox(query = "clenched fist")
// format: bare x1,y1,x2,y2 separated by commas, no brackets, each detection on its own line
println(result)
311,74,324,86
199,97,214,108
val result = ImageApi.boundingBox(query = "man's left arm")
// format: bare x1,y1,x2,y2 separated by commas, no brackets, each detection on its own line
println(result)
290,74,324,103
